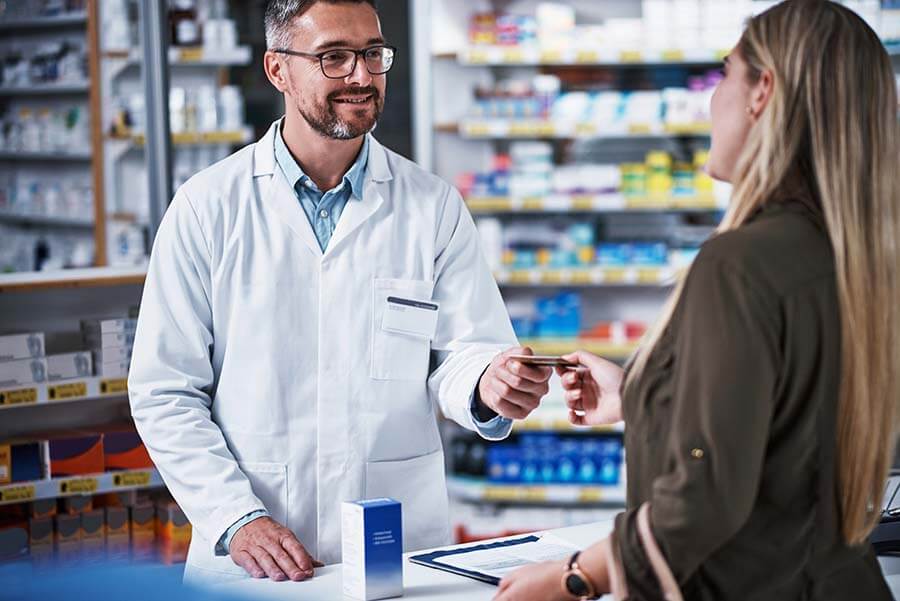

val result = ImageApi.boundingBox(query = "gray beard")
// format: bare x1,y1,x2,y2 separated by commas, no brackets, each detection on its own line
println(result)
298,97,381,140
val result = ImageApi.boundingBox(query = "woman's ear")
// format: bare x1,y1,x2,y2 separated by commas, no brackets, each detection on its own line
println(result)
749,69,774,120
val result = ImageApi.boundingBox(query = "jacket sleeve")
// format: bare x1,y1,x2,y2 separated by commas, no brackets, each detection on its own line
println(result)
611,245,782,600
427,185,518,440
128,190,267,554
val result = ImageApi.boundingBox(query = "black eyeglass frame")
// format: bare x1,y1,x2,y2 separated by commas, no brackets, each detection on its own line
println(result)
272,44,397,79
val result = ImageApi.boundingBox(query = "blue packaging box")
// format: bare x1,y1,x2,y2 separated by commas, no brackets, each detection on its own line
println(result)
342,498,403,600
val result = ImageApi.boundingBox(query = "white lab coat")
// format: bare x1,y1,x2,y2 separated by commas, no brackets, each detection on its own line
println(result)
128,121,517,584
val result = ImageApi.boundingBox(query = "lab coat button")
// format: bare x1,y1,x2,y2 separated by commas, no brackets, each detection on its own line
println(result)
320,209,329,219
691,448,705,459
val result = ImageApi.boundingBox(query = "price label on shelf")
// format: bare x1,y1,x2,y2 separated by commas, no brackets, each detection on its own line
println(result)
59,477,98,495
603,268,627,284
578,488,605,503
521,197,543,211
539,50,563,64
177,47,205,63
575,50,599,64
638,268,662,284
619,50,643,63
463,122,491,137
542,271,564,285
0,485,36,503
661,49,686,62
100,379,128,395
628,123,654,135
570,196,595,211
466,49,490,64
502,48,525,63
575,123,597,137
509,271,532,285
571,271,593,285
112,471,152,489
0,387,39,406
47,381,88,401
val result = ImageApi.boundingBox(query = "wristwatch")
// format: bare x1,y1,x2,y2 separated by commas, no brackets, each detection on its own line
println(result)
561,551,598,600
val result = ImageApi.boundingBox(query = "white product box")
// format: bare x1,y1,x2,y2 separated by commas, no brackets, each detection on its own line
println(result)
83,330,136,350
97,361,129,378
46,352,94,381
92,346,133,365
0,333,45,362
0,357,48,387
81,318,137,336
342,499,403,601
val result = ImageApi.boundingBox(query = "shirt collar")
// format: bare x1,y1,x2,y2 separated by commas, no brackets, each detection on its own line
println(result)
274,120,369,200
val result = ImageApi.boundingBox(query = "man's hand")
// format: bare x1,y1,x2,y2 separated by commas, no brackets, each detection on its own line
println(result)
476,347,552,421
229,517,324,581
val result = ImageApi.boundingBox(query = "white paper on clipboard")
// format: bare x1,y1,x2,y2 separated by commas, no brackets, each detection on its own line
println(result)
431,534,580,580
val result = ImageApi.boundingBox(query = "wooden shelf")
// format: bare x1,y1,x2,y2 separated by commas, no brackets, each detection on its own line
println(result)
0,267,146,293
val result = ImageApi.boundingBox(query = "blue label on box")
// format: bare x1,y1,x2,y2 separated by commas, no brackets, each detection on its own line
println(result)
360,499,402,599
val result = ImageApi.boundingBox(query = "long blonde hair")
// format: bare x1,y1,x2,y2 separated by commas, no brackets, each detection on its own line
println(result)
626,0,900,545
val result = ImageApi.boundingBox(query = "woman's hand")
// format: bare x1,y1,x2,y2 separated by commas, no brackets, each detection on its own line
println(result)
556,351,625,426
493,560,573,601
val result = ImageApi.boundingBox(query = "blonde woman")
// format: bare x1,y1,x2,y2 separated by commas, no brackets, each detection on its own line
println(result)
494,1,900,600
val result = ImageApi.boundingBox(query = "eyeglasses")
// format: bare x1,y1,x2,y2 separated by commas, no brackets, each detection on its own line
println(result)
273,44,397,79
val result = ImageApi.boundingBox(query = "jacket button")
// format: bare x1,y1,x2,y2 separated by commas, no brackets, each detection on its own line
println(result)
691,448,705,459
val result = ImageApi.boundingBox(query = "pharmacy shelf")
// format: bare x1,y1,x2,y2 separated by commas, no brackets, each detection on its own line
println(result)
495,266,676,287
513,411,625,434
519,339,638,359
448,119,711,140
104,45,253,67
0,468,163,506
110,127,254,148
0,12,87,32
466,194,724,214
448,476,626,507
0,213,94,229
0,393,133,445
453,45,727,67
0,266,146,293
0,150,92,162
0,82,90,97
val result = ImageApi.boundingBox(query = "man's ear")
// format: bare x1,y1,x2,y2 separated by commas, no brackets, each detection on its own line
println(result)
264,51,290,94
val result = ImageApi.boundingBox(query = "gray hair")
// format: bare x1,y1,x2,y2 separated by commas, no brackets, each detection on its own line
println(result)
264,0,377,49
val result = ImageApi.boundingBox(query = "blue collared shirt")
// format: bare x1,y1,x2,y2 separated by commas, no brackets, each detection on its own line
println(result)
273,121,369,251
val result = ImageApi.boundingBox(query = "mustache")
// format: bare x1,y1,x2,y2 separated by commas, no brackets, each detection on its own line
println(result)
328,87,380,101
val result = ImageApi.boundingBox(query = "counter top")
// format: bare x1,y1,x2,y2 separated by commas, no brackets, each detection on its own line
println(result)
212,520,900,600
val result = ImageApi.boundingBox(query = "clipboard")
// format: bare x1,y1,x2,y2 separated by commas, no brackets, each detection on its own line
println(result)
408,535,541,586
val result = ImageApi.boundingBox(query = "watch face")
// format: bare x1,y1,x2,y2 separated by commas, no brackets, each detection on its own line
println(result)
566,573,590,597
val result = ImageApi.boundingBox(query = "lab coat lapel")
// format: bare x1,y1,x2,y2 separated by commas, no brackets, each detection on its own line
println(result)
325,135,392,257
253,120,322,257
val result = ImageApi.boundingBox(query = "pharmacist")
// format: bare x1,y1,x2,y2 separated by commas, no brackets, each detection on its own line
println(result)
128,0,552,588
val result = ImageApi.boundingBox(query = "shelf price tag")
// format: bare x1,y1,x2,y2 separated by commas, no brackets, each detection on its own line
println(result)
463,122,491,137
0,485,36,503
0,387,39,406
113,471,151,489
604,268,627,284
100,379,128,395
59,477,98,495
502,48,525,63
575,50,599,64
509,271,532,285
571,270,593,285
178,47,204,63
571,196,594,211
661,49,686,62
638,268,662,284
466,49,490,64
47,381,88,401
578,488,604,503
521,197,543,212
539,50,563,64
619,50,643,63
628,123,654,135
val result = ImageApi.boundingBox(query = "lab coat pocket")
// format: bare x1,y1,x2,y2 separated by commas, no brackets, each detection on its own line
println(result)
239,461,289,527
371,278,435,381
365,450,450,553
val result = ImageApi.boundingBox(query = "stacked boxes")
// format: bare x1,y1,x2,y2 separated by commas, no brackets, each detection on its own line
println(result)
81,319,135,379
0,332,92,392
156,502,192,564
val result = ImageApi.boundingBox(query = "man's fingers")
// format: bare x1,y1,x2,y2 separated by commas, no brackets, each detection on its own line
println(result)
233,550,265,579
251,546,287,581
506,359,551,383
495,365,547,394
265,541,305,581
569,409,587,426
312,560,325,568
281,536,314,575
490,379,540,409
493,398,532,420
